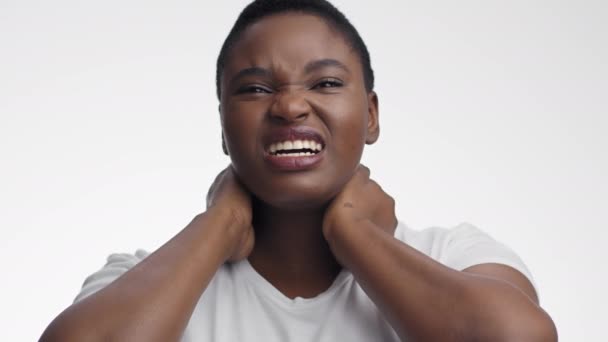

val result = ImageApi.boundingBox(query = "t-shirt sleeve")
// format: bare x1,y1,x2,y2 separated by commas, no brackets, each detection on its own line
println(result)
73,249,150,303
440,222,537,291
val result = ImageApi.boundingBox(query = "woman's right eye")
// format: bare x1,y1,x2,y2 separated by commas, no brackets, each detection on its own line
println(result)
237,85,271,94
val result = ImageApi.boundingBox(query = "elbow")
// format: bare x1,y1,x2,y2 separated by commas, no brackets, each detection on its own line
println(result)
525,314,558,342
500,309,558,342
39,311,99,342
39,322,73,342
39,321,82,342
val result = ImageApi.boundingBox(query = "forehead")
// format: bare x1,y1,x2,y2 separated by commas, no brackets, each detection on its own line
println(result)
224,13,358,75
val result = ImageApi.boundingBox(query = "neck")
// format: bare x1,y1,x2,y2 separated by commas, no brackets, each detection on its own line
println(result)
247,197,342,299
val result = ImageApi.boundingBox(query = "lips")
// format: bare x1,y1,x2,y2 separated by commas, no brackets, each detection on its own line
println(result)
262,127,326,171
263,127,325,149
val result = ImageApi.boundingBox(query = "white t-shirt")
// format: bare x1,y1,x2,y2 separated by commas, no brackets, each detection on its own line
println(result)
74,221,535,342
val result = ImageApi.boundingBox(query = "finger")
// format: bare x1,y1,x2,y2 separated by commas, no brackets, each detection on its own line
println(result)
205,190,214,209
357,164,371,179
369,178,386,192
207,166,231,207
213,167,229,184
228,164,239,177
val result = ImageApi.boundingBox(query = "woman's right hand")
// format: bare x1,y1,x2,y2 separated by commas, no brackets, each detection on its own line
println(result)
206,165,255,262
39,165,255,342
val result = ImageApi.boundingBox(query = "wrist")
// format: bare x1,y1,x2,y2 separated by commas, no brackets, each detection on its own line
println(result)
207,203,251,231
323,216,366,255
324,218,388,270
322,214,352,244
202,206,251,262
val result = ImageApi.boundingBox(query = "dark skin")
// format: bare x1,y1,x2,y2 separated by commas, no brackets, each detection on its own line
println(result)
219,13,380,298
217,13,557,341
39,12,557,342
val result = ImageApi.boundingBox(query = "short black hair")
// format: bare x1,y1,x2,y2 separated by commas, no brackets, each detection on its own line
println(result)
215,0,374,99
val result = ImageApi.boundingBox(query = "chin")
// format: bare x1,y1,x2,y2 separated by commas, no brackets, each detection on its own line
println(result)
231,154,355,212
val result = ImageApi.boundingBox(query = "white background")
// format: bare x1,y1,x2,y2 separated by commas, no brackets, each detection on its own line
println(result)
1,0,606,340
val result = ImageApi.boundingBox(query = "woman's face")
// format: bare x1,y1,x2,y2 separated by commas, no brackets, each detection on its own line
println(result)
220,13,379,210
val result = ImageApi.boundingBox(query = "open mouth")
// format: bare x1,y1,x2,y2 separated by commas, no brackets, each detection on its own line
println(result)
267,139,324,157
263,127,326,170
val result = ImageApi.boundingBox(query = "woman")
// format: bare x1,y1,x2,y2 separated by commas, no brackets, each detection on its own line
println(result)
40,0,557,341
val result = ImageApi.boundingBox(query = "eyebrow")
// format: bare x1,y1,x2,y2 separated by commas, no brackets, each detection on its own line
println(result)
304,58,349,74
228,67,272,85
228,59,349,85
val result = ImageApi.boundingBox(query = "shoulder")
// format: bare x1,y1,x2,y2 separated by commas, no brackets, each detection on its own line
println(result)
104,249,150,266
394,221,486,257
394,221,536,291
73,249,151,303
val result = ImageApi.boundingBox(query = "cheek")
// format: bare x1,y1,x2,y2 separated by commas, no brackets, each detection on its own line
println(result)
344,118,367,151
221,103,264,156
222,117,260,188
325,100,368,161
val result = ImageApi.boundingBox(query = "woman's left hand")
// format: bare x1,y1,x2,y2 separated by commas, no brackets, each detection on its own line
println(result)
322,164,397,243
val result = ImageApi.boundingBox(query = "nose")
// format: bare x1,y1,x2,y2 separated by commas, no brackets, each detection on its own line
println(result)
268,89,311,124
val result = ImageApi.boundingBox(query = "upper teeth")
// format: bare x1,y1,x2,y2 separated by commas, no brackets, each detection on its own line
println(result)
269,140,323,154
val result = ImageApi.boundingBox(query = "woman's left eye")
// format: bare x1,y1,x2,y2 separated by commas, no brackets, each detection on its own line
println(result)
313,79,343,89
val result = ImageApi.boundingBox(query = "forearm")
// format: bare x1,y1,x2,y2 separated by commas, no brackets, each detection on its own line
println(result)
40,207,238,342
326,219,556,342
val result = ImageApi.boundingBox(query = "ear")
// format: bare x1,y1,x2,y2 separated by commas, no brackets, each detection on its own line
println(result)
365,91,380,144
219,104,229,156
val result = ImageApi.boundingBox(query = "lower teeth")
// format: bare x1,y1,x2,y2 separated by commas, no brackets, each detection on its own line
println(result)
275,151,316,157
